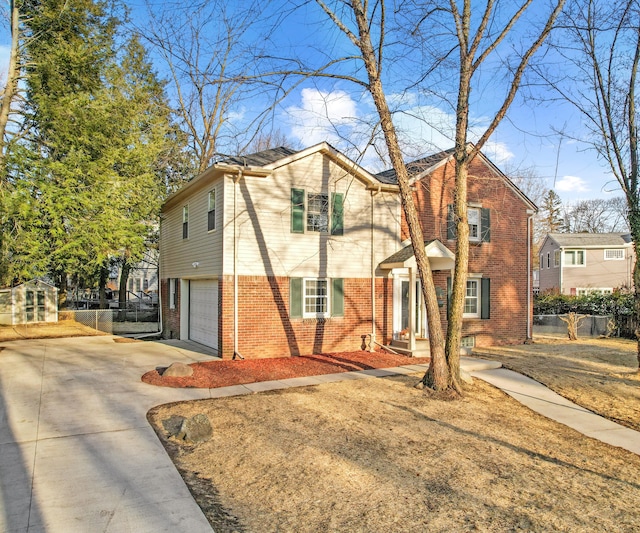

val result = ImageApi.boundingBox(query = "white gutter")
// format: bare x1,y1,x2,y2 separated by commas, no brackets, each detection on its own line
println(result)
233,170,242,359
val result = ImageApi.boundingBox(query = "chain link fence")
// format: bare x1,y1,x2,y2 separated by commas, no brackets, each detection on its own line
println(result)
60,308,159,335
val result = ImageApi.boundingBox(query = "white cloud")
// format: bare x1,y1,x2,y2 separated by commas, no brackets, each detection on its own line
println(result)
286,88,359,147
482,141,514,165
282,87,520,173
555,175,589,193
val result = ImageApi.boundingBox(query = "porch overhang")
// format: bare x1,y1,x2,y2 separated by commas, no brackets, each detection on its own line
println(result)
379,239,455,271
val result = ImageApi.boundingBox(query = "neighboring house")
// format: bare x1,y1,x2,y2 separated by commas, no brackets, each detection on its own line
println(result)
538,233,634,295
108,250,160,308
0,280,58,325
159,143,535,358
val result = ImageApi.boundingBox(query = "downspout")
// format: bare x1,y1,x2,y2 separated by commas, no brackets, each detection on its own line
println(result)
233,170,244,359
527,213,533,340
370,186,381,351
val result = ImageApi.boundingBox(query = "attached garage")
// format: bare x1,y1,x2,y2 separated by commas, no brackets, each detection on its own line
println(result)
189,279,219,351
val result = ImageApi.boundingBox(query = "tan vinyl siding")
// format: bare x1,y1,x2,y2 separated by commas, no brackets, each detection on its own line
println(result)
222,152,401,278
160,179,225,279
561,247,633,292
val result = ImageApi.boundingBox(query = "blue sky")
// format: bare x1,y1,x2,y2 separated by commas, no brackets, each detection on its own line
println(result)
0,1,621,205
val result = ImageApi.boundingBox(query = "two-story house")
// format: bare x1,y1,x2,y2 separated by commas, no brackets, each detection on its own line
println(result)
538,233,634,295
159,143,535,358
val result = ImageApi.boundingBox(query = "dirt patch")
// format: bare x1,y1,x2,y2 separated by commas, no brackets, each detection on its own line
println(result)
149,375,640,532
113,337,143,343
474,335,640,431
142,351,429,389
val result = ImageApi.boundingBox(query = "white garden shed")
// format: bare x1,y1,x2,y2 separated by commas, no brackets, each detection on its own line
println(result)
0,280,58,325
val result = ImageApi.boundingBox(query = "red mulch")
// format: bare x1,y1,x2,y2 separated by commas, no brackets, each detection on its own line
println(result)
141,350,430,389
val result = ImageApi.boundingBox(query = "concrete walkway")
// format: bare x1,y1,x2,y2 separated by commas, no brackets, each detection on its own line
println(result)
1,337,639,532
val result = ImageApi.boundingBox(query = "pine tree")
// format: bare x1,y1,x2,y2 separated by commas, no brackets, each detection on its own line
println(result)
2,0,183,294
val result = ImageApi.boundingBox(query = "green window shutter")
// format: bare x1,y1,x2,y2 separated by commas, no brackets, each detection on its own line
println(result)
481,278,491,319
446,276,452,315
290,278,303,318
331,193,344,235
291,189,305,233
481,208,491,242
447,205,456,240
331,278,344,317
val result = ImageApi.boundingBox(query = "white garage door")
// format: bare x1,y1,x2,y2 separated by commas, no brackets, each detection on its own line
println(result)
189,280,218,350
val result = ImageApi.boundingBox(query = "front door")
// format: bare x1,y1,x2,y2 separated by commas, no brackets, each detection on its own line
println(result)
394,274,428,339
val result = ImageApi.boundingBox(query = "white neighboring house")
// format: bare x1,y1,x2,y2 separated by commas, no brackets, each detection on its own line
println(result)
538,233,635,295
0,280,58,325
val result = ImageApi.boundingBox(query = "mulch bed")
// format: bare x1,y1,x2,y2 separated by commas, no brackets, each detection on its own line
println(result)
142,350,430,389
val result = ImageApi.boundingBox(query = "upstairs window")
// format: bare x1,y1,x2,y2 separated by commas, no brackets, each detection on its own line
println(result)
604,249,624,260
182,205,189,239
208,190,216,231
554,250,561,267
447,205,490,242
291,188,344,235
564,249,585,266
307,193,329,232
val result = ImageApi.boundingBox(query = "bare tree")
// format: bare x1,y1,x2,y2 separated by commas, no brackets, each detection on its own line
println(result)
547,0,640,368
138,1,279,173
563,197,629,233
306,0,564,393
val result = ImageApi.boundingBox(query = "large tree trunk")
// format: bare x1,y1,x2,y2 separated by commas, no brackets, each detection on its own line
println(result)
119,261,132,310
350,0,449,390
0,1,21,169
98,265,108,309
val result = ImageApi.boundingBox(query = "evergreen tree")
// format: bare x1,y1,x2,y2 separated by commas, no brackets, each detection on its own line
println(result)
539,190,566,237
1,0,183,297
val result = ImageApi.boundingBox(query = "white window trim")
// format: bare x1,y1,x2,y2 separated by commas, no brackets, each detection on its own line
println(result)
576,287,613,296
306,192,330,234
463,276,481,318
169,278,177,309
564,249,586,267
468,207,481,243
554,249,561,268
182,205,189,239
303,278,330,318
604,248,624,260
207,190,216,232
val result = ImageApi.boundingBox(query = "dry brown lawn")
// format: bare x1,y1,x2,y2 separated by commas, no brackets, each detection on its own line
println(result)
0,320,104,341
149,336,640,533
475,335,640,432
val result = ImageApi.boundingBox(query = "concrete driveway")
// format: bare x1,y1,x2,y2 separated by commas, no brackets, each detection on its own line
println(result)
0,336,218,533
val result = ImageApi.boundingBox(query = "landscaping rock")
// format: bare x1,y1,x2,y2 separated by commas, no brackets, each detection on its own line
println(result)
162,414,213,444
181,414,213,443
162,415,187,436
162,362,194,377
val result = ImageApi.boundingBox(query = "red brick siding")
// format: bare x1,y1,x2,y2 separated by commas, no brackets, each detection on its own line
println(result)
218,275,393,359
160,278,181,339
404,157,532,346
